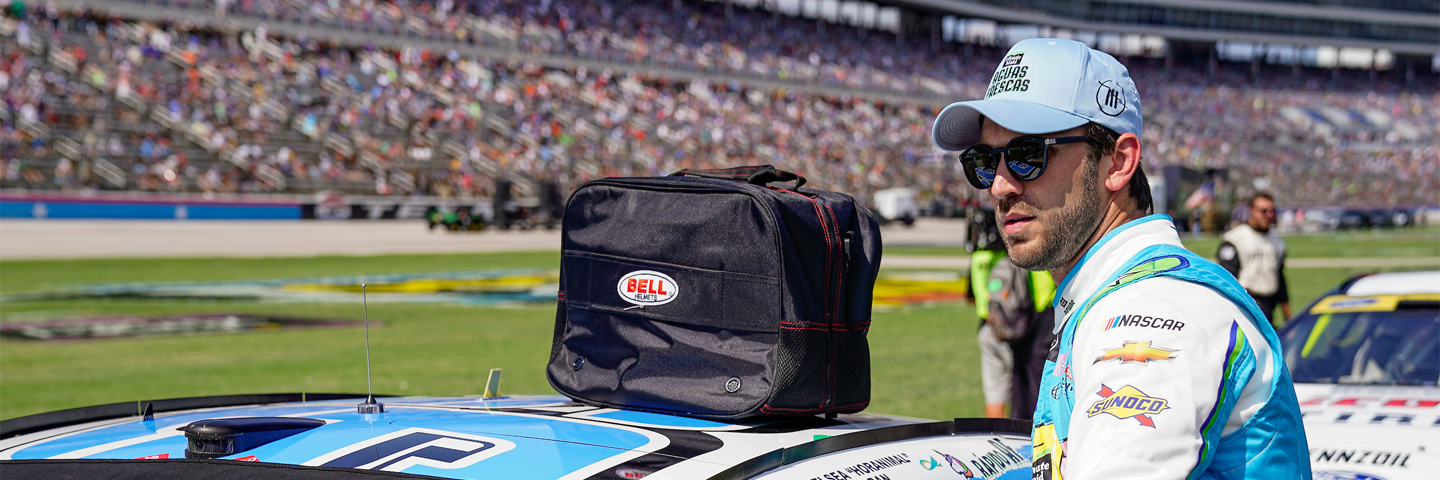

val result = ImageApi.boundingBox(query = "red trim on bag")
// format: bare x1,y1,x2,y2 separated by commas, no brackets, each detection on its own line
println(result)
807,194,836,408
781,325,866,332
781,321,869,328
822,204,844,324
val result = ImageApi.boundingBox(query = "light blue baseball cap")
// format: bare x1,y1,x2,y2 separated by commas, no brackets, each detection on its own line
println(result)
931,38,1142,152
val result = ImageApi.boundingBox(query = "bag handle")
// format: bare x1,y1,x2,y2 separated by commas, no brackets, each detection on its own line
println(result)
669,165,807,188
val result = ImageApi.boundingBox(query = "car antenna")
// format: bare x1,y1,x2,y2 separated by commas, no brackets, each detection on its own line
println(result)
357,283,384,414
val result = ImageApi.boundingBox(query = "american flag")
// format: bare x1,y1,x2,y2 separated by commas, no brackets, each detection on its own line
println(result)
1183,181,1215,210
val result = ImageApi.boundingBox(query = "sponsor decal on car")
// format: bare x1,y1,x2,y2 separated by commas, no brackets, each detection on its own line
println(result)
968,438,1029,480
1100,314,1185,332
1302,396,1440,408
928,439,1027,480
1304,409,1440,427
1308,293,1440,314
931,449,975,477
615,467,652,479
1329,298,1380,309
1093,341,1179,365
135,453,170,460
303,428,516,472
617,270,678,306
1312,449,1411,468
1314,471,1388,480
807,453,912,480
1086,384,1170,427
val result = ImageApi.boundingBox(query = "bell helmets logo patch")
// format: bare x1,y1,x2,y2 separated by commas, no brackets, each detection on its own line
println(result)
617,270,678,306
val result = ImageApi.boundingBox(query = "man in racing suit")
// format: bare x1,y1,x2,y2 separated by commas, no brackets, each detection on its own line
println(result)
931,38,1310,480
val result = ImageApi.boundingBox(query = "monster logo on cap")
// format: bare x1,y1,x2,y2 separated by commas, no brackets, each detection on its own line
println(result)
1096,80,1127,116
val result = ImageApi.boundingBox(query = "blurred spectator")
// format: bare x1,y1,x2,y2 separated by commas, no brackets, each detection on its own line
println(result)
1218,192,1292,325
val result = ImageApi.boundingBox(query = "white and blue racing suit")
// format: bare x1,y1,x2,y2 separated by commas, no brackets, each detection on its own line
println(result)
1032,215,1310,480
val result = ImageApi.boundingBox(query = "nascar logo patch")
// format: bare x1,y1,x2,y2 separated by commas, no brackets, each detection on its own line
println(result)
1086,384,1169,427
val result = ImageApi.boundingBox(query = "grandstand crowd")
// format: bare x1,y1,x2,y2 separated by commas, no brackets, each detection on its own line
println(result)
1,0,1436,208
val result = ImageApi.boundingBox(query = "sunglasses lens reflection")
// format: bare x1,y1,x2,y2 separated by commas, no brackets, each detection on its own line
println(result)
1007,139,1049,181
961,149,996,189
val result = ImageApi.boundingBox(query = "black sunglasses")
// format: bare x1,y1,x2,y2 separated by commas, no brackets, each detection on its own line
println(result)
959,136,1089,189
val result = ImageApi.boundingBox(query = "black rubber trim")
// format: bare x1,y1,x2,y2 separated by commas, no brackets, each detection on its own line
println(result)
1,393,379,439
705,417,1030,480
952,417,1031,435
0,458,449,479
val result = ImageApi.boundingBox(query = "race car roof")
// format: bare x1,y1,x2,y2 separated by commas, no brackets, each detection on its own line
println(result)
1343,270,1440,296
2,394,1000,480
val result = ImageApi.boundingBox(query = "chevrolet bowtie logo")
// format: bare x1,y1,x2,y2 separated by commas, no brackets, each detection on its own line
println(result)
1094,341,1179,365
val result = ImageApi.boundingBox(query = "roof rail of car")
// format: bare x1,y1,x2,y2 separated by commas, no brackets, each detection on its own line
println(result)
0,393,374,440
706,417,1029,480
1336,272,1378,294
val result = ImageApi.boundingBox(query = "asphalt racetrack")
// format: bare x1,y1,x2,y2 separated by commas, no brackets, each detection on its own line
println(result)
3,219,1435,269
0,218,970,260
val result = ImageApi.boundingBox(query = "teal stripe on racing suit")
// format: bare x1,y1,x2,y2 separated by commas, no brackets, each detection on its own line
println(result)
1032,242,1310,480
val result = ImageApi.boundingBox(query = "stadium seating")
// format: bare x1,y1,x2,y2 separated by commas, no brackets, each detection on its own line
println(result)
1,1,1435,207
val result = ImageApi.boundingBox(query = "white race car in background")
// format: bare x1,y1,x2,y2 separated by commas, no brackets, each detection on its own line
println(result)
1277,271,1440,480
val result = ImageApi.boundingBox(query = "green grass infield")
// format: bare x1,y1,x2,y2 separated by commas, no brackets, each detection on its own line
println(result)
2,228,1436,421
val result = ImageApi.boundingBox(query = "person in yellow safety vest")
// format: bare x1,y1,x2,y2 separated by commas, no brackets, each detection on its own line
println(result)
971,250,1057,322
969,210,1058,420
971,247,1012,418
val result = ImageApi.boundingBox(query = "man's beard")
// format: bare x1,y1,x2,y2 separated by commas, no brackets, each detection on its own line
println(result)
997,160,1106,271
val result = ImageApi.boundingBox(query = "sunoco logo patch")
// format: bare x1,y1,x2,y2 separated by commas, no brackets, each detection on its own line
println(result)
1087,384,1169,427
617,270,678,306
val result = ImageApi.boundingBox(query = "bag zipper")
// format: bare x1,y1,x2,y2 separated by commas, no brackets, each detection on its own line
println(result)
781,188,848,409
819,202,848,409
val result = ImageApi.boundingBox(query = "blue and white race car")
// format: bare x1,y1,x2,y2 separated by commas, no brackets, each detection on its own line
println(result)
0,392,1031,480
